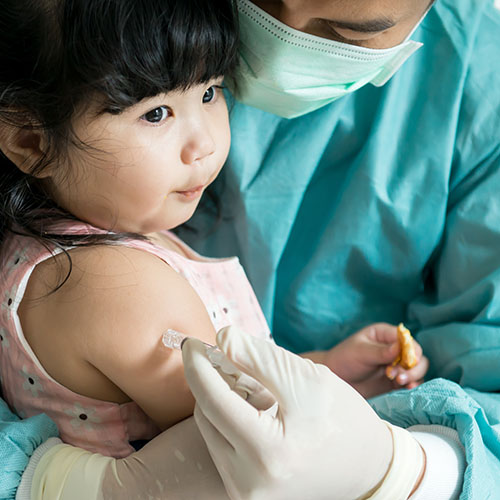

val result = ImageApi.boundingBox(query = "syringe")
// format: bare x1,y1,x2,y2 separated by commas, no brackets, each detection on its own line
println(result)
161,329,190,351
162,329,239,374
165,329,280,416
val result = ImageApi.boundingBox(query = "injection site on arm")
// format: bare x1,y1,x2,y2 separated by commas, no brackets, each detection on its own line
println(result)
163,329,239,374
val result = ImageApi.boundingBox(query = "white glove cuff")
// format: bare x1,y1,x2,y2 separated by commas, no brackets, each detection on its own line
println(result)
16,437,64,500
408,425,465,500
31,443,113,500
366,422,424,500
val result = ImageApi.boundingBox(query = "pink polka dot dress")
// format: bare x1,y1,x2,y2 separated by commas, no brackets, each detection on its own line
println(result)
0,222,271,457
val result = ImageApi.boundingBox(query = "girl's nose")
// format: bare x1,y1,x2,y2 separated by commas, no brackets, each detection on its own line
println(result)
181,126,216,166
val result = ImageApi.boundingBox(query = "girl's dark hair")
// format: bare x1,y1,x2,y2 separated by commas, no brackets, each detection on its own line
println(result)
0,0,239,260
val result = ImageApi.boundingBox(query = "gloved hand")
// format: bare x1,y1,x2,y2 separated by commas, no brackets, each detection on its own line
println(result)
320,323,429,398
182,327,425,500
20,339,275,500
21,347,278,500
22,417,229,500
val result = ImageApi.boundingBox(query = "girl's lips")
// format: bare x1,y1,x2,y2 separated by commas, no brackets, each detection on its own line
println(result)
175,185,205,200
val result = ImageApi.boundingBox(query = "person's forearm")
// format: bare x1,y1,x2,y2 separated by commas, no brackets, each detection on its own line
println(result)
22,417,228,500
102,417,228,500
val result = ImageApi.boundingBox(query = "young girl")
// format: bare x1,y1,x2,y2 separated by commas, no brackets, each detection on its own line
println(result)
0,0,272,459
0,0,425,459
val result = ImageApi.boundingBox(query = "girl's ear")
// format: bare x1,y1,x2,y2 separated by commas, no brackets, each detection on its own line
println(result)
0,124,51,178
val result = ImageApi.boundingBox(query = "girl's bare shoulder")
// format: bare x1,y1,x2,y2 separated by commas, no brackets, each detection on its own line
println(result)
19,244,217,427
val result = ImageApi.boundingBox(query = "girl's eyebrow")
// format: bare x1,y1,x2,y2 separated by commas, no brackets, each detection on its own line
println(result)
327,17,396,33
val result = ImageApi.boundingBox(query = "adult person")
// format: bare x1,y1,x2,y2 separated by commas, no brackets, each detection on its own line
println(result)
179,0,500,497
1,0,499,498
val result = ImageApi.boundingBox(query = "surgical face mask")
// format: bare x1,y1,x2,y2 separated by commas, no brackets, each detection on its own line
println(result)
229,0,427,119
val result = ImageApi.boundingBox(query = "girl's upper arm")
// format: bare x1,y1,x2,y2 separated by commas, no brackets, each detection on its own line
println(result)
38,245,217,430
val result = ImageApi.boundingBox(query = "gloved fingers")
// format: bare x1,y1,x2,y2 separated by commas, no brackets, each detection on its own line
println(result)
216,326,314,413
218,370,276,410
232,372,277,411
217,368,265,402
244,384,276,411
183,337,263,446
217,370,240,392
194,404,236,456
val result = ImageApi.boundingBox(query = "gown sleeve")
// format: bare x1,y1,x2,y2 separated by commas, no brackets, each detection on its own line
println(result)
376,7,500,499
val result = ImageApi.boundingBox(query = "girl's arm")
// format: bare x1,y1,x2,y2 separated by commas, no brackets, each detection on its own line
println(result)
20,244,218,430
300,323,428,398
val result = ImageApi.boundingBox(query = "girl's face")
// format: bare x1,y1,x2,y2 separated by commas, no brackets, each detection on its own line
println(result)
46,79,230,234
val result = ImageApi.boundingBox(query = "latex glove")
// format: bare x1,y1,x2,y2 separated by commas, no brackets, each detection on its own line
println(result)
322,323,429,398
23,417,229,500
214,355,276,411
23,366,273,500
182,327,424,500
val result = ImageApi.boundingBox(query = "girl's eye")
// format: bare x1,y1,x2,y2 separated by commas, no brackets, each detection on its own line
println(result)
203,86,219,104
141,106,170,124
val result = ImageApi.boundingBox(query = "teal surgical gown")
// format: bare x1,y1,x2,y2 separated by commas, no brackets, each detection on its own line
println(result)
181,0,500,497
1,0,500,498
